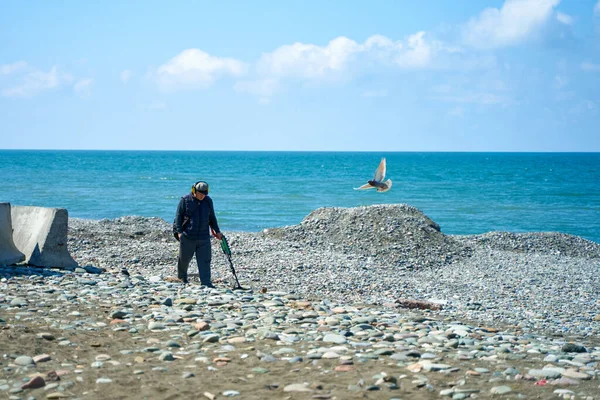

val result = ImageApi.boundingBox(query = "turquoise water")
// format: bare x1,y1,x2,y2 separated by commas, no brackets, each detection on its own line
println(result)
1,150,599,243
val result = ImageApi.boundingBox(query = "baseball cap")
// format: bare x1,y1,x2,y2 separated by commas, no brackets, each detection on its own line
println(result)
194,181,209,194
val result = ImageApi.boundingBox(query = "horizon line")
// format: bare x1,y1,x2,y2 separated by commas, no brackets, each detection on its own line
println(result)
1,149,600,154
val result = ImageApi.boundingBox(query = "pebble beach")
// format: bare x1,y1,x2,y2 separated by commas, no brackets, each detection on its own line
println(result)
1,204,599,399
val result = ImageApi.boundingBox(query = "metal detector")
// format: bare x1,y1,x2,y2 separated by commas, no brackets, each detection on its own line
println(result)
212,229,244,290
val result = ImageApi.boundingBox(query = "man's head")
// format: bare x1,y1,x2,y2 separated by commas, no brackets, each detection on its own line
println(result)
192,181,209,198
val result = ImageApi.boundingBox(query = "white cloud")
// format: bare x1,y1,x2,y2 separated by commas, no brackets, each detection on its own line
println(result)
555,11,573,25
0,61,28,75
394,31,435,68
74,78,93,97
0,63,93,98
364,34,398,52
238,33,452,102
462,0,561,48
154,49,246,90
121,70,132,83
581,62,600,72
256,36,363,80
256,32,453,82
1,65,73,97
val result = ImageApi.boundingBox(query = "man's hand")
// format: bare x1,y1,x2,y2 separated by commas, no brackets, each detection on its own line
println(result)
178,233,182,240
210,228,223,240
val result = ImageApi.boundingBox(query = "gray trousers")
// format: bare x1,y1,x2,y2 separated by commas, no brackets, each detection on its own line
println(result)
177,235,212,284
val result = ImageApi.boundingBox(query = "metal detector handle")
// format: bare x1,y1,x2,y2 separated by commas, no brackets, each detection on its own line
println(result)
220,236,231,256
211,228,231,256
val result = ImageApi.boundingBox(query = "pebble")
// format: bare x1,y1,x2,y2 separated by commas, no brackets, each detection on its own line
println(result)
21,376,45,390
283,383,312,392
490,386,512,395
14,356,34,366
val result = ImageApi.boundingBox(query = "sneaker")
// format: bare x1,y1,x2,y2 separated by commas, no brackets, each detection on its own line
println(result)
201,283,215,289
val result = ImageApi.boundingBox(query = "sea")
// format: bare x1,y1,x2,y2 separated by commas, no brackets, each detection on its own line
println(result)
1,150,599,243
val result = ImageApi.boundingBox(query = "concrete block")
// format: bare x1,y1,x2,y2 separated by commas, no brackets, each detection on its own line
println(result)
0,203,26,265
11,205,78,269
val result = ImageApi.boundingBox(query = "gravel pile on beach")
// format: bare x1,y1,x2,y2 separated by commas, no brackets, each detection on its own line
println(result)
453,232,600,259
261,204,473,269
68,216,176,272
1,203,600,399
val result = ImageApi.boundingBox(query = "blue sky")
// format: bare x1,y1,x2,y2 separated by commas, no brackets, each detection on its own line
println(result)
1,0,599,151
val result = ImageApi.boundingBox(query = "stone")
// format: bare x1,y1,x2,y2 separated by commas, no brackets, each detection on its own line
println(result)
490,386,512,395
322,333,347,344
33,354,52,363
21,376,45,389
561,369,591,380
14,356,35,366
561,343,587,353
528,368,563,379
283,383,312,392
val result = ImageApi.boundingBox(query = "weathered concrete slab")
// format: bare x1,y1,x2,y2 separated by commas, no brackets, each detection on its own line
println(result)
11,205,78,268
0,203,26,265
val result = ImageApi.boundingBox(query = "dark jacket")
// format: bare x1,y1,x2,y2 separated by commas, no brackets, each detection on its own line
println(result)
175,194,220,240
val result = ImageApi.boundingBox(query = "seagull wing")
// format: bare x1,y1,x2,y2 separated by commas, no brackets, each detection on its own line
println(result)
354,183,375,190
373,157,386,182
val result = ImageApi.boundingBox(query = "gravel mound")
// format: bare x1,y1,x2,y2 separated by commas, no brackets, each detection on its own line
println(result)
260,204,472,269
453,231,600,259
69,216,176,271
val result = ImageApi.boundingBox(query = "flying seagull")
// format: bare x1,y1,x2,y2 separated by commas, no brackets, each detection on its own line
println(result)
354,157,392,192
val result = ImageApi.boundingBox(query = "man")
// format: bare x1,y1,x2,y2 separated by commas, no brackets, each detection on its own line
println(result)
174,181,223,286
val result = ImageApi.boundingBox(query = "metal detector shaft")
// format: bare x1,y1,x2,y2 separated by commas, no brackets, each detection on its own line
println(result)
225,254,243,289
212,228,244,290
